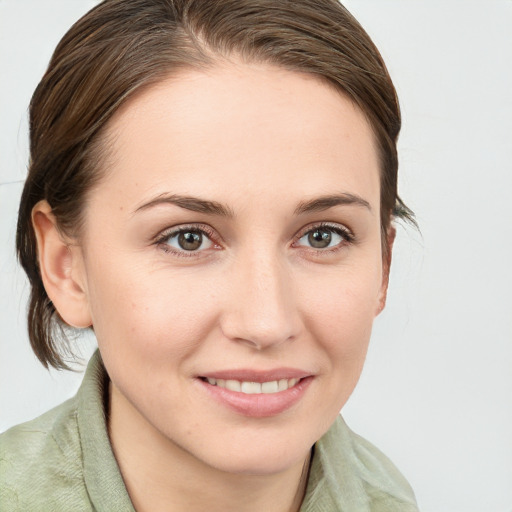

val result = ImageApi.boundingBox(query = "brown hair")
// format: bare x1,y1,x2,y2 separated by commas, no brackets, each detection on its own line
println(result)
16,0,415,370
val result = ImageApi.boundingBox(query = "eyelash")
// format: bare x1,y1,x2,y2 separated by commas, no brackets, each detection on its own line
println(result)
155,224,219,258
293,222,355,254
154,222,355,258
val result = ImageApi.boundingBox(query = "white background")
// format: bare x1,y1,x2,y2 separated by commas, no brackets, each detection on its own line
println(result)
1,1,511,511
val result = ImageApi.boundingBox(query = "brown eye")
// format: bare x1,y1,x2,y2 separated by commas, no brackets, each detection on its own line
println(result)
178,231,203,251
296,225,349,250
163,228,213,253
308,228,333,248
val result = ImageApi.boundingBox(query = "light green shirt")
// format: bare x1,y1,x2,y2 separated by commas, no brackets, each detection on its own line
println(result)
0,351,418,511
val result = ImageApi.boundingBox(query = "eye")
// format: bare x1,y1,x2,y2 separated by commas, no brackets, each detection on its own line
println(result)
295,224,352,250
157,226,215,255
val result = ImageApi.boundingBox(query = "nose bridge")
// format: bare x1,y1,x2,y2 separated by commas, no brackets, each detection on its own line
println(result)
221,245,299,349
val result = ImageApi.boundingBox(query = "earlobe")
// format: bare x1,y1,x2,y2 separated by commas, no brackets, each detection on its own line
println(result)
376,226,396,315
32,200,92,328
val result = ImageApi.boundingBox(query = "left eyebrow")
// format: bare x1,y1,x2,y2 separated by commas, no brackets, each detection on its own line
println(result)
294,193,372,215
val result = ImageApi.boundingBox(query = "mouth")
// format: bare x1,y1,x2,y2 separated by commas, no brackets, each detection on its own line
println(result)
197,371,313,417
200,377,302,394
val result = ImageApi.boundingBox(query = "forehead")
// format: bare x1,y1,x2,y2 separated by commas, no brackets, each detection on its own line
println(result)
94,62,380,214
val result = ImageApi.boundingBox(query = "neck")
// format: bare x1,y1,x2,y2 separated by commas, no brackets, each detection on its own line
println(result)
108,383,311,512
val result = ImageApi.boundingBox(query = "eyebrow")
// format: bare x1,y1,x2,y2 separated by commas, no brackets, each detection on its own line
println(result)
134,192,371,217
294,193,371,215
134,194,234,217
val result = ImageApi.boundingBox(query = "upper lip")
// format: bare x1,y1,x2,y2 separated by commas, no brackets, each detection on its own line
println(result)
199,368,312,382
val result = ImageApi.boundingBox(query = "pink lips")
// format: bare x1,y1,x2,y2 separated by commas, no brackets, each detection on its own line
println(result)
197,368,313,418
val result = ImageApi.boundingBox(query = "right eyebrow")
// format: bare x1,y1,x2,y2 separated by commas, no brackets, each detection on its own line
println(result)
133,194,234,217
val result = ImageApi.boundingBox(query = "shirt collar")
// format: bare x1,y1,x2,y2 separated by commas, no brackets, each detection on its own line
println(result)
77,350,135,511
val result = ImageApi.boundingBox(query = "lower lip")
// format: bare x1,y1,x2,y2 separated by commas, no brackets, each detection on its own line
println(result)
198,377,313,418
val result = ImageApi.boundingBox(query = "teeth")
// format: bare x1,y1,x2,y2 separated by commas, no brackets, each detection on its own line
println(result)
241,381,261,394
205,377,301,394
261,381,278,394
225,379,241,392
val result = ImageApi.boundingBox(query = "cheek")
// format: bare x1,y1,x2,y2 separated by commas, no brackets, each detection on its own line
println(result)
292,266,380,429
84,258,220,365
299,263,382,364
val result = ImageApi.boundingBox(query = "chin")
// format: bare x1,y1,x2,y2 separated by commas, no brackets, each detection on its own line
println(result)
209,448,309,477
181,425,319,477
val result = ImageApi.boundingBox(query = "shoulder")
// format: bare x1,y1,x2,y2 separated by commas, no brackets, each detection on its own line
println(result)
311,416,419,512
348,427,419,511
0,397,92,511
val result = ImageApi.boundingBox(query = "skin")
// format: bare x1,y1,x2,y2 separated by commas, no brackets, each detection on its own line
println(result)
33,61,393,512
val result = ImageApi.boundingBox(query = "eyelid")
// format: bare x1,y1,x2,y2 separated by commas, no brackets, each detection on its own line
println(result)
152,221,354,257
292,222,355,249
154,223,222,257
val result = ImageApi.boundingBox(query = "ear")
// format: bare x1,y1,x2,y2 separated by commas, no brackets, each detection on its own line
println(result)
32,200,92,328
376,225,396,316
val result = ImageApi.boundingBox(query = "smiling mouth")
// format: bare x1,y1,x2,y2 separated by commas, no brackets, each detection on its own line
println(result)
200,377,302,394
198,374,313,417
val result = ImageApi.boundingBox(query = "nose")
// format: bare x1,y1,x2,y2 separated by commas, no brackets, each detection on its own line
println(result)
220,251,301,350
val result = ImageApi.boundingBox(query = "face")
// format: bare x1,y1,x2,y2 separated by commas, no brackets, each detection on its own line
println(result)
74,62,389,475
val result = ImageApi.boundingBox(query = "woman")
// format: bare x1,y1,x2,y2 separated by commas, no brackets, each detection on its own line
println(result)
0,0,418,510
